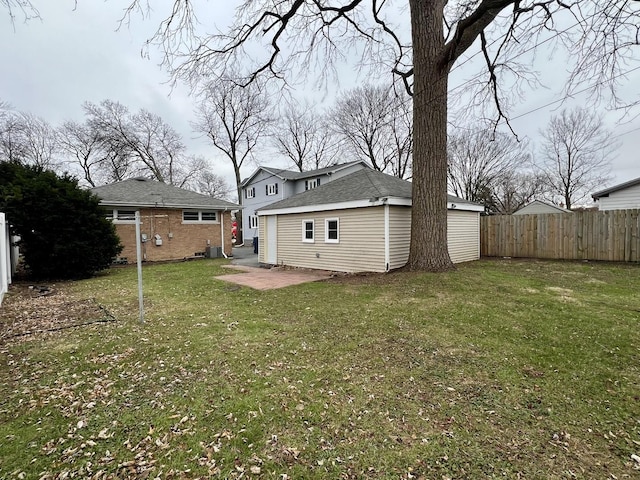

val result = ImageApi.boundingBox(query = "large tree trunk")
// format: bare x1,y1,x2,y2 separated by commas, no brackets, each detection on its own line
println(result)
407,0,454,271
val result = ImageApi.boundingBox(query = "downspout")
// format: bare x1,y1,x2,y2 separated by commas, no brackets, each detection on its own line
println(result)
384,202,390,272
220,209,228,258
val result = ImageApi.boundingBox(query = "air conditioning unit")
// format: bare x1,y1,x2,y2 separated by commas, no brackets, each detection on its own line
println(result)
205,246,222,258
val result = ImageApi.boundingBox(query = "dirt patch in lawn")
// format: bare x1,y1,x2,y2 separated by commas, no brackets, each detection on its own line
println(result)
0,283,115,345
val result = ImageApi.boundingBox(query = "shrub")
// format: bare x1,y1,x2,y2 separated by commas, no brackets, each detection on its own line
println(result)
0,162,123,279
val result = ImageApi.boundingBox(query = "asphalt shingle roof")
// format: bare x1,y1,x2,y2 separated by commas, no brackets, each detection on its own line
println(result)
242,160,369,185
258,169,477,211
90,177,239,209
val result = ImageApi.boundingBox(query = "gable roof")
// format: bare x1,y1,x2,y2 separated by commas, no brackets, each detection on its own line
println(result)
513,200,572,214
90,177,239,209
592,176,640,200
241,160,370,186
257,169,483,213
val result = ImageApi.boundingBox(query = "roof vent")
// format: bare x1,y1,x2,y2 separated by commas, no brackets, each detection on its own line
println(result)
134,177,148,182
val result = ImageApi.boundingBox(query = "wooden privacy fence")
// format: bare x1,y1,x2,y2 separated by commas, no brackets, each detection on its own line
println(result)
481,209,640,262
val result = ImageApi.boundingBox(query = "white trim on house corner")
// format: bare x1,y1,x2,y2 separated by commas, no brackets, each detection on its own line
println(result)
384,204,390,272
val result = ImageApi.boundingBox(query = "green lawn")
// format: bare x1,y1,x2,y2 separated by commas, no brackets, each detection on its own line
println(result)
1,259,639,479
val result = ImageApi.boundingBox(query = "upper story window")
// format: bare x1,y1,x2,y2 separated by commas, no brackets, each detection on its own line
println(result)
245,187,256,199
325,218,339,243
305,178,321,191
266,183,279,196
106,209,136,223
182,210,218,223
302,220,314,243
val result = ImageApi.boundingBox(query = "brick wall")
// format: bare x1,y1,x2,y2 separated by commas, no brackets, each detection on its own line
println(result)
113,208,233,263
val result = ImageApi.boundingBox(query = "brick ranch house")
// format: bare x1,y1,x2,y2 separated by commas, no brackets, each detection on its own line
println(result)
91,178,239,263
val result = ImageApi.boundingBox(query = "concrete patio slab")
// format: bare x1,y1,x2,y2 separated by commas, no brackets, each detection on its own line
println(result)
215,265,332,290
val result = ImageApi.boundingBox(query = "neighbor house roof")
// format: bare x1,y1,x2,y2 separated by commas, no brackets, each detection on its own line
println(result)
91,177,239,209
592,176,640,200
513,200,572,215
257,169,483,214
240,160,370,187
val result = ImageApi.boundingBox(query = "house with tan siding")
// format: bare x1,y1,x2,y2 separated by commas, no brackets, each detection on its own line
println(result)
592,176,640,211
91,178,239,263
256,169,483,273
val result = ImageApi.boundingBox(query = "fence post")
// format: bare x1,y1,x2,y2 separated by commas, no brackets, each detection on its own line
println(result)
0,213,9,305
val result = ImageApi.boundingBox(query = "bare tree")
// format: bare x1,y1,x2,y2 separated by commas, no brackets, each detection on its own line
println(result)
58,120,108,187
447,129,529,205
0,101,26,162
388,93,413,180
8,2,639,270
331,84,412,179
192,75,272,203
490,170,547,214
1,0,39,25
0,107,59,169
536,108,615,209
83,100,203,187
192,169,234,200
272,100,337,172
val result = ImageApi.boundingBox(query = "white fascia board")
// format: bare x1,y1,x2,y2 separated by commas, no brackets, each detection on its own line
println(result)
258,197,411,215
258,199,373,216
387,198,412,207
257,197,482,215
448,202,484,212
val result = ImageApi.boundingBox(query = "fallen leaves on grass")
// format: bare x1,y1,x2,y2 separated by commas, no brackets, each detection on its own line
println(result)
0,284,115,345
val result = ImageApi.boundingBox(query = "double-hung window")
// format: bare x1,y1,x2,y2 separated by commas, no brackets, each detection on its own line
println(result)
266,183,279,196
302,220,315,243
249,215,259,229
245,187,256,199
325,218,339,243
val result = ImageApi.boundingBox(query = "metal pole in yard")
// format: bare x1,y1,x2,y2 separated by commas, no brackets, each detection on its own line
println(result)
135,211,145,324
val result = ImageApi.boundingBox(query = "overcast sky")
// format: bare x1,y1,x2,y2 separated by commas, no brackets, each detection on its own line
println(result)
1,1,638,199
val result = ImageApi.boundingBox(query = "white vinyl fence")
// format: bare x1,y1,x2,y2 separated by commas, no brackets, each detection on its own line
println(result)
0,212,11,305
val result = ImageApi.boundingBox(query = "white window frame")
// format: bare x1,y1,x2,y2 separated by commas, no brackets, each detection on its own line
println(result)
249,215,259,229
305,178,321,191
325,218,339,243
302,219,315,243
266,183,278,196
245,187,256,199
182,210,219,224
110,209,137,224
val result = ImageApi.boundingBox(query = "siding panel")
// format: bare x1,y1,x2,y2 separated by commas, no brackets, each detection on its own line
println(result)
448,211,480,263
274,207,386,272
598,183,640,211
388,206,412,269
